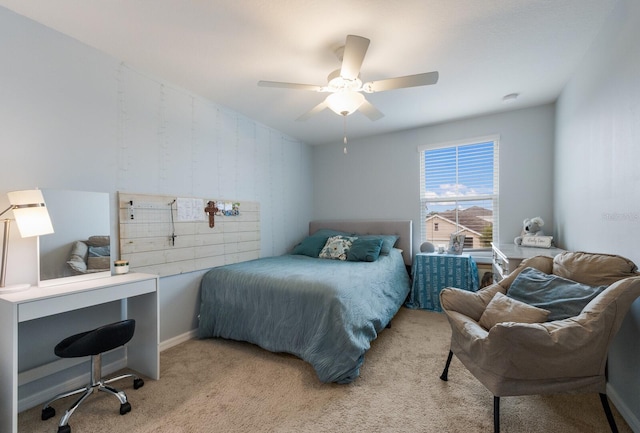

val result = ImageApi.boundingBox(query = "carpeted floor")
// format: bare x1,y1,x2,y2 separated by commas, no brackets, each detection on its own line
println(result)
19,307,630,432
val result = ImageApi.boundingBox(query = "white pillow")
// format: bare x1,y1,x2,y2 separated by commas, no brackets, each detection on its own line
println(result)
318,235,356,261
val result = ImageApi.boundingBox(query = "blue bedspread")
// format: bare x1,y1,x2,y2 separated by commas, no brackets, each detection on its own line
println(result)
197,249,410,383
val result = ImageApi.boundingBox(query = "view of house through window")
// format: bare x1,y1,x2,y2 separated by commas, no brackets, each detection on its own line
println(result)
419,136,499,251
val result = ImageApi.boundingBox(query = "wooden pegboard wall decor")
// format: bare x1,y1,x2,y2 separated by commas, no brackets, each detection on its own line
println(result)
118,192,260,277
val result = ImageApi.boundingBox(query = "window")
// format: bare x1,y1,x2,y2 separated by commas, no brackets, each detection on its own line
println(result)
419,136,499,251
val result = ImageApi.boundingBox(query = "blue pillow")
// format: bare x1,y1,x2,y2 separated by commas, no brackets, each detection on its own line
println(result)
356,234,399,255
347,238,384,262
507,267,607,321
291,229,353,257
291,236,328,257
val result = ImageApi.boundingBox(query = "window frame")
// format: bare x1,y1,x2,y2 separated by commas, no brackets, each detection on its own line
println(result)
418,135,500,252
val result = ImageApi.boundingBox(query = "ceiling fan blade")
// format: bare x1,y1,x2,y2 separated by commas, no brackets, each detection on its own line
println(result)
363,71,439,93
258,80,324,92
359,100,384,121
340,35,370,80
297,100,328,121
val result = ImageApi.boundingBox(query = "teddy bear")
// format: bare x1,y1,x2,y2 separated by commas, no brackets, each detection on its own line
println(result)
514,216,544,245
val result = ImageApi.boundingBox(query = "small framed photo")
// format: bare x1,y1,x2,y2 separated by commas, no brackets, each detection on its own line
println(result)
448,234,466,255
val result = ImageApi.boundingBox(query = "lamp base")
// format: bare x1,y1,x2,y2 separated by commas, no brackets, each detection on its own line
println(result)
0,283,32,293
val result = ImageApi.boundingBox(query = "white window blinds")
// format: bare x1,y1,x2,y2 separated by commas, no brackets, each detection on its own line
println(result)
418,136,499,250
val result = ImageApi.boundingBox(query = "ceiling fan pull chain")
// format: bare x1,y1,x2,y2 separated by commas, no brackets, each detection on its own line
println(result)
343,113,348,154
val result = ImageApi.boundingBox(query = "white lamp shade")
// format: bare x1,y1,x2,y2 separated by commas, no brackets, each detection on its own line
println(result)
7,189,46,206
326,91,365,116
7,189,54,238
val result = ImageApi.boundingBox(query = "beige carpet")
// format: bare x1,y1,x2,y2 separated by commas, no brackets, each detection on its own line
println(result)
20,308,630,433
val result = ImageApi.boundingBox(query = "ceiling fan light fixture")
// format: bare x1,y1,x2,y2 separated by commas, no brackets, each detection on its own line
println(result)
326,91,365,116
258,34,438,122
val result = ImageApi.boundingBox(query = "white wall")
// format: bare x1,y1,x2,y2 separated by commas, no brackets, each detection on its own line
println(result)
555,0,640,428
312,103,556,254
5,0,639,425
0,7,313,346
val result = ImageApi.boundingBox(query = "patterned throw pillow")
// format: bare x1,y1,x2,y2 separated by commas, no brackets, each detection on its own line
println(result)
319,235,357,261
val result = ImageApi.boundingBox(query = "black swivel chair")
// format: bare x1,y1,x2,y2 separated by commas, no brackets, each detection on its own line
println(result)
41,319,144,433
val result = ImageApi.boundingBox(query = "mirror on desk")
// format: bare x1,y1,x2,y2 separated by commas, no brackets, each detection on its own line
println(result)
38,189,112,287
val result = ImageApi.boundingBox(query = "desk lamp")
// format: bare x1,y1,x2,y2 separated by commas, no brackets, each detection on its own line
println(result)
0,189,54,293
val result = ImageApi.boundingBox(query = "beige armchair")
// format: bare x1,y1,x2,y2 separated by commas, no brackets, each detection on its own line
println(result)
439,251,640,433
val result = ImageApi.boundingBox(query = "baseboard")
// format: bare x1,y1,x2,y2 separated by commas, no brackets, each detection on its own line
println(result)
608,383,640,432
159,329,198,352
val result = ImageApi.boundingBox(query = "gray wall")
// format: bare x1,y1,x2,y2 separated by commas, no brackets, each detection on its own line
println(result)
555,0,640,429
0,7,313,348
312,103,556,256
3,0,640,427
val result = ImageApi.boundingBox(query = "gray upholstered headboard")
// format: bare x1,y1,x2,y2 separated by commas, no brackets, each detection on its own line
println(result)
309,220,413,266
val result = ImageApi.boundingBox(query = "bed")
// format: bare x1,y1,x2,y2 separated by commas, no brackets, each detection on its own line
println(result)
197,220,412,383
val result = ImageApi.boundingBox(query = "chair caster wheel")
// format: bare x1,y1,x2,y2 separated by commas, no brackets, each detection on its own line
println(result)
41,406,56,420
57,425,71,433
120,402,132,415
134,378,144,389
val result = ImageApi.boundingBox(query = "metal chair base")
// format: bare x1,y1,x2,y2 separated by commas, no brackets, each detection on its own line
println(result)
41,353,144,432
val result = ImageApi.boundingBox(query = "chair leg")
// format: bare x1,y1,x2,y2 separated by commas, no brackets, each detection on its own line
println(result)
104,372,145,389
440,350,454,381
41,385,89,420
494,396,500,433
599,393,619,433
99,384,129,404
439,349,499,432
58,387,95,428
99,384,132,415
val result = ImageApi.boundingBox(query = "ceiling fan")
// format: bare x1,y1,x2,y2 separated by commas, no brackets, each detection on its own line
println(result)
258,35,439,121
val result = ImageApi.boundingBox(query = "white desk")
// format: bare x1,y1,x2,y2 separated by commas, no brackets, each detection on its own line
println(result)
491,243,566,281
0,273,159,433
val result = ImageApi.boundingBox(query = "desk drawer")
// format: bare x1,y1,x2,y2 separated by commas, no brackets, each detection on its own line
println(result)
19,278,156,322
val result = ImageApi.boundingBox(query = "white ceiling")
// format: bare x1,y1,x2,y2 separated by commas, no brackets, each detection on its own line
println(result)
1,0,617,145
